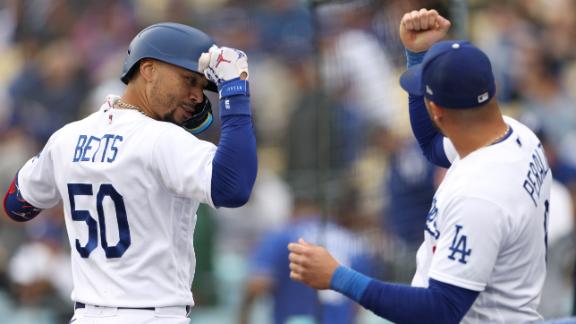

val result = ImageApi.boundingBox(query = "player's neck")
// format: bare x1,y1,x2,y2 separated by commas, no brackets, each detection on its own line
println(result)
121,87,159,120
448,118,509,158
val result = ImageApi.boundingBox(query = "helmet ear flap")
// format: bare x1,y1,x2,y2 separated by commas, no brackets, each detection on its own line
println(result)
182,96,213,134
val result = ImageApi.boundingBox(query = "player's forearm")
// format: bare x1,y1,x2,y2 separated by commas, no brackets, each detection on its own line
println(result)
211,81,257,208
405,50,451,168
330,265,478,324
408,95,451,168
3,173,42,222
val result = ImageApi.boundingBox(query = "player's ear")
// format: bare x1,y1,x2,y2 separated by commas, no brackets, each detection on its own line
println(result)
139,59,156,82
427,100,444,122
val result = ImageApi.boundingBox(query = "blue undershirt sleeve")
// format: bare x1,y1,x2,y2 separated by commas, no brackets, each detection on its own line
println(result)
330,265,479,324
405,50,451,168
211,79,257,208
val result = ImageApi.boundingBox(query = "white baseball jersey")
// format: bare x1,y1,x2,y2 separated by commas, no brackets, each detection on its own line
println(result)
17,95,216,308
412,116,551,323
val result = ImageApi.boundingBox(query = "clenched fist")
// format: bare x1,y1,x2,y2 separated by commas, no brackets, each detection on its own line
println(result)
399,8,451,52
288,238,340,290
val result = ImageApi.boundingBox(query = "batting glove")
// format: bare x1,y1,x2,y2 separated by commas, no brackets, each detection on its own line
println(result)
198,45,249,86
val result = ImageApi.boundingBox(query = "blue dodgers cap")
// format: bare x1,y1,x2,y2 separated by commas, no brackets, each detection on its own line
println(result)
400,40,496,109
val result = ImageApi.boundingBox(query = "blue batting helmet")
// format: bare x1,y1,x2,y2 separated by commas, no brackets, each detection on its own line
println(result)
121,22,217,92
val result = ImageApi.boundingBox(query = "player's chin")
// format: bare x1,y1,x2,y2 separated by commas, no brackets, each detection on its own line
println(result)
171,107,192,125
179,106,196,122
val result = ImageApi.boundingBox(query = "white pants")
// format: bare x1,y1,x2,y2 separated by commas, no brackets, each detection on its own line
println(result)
69,304,190,324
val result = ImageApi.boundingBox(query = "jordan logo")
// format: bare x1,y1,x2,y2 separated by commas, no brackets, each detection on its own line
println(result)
215,50,231,68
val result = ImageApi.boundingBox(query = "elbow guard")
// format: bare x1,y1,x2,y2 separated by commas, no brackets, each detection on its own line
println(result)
3,175,42,222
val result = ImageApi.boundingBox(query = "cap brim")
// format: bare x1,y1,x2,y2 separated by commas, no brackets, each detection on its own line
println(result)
399,64,424,96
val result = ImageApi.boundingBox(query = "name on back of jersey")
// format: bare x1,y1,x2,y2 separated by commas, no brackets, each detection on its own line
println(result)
522,143,549,207
73,134,123,163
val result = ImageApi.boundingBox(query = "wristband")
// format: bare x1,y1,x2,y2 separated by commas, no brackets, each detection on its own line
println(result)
218,78,250,99
330,265,371,301
405,49,427,67
219,95,251,117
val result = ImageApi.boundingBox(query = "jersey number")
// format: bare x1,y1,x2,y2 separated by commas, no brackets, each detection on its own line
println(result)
67,183,131,258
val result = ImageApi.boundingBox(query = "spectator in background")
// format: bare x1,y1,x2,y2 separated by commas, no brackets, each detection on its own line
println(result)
239,186,375,324
0,1,17,51
320,0,402,131
254,0,312,58
214,168,292,256
379,136,436,283
283,47,366,192
0,126,37,192
6,208,72,324
10,0,78,45
474,1,530,103
384,137,435,249
516,49,576,166
71,0,136,83
536,124,576,188
8,39,90,143
209,5,305,149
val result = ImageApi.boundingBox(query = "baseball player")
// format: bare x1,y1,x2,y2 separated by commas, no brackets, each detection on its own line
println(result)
288,9,551,323
3,23,257,324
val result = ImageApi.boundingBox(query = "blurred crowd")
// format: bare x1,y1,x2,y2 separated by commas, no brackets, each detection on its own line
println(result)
0,0,575,323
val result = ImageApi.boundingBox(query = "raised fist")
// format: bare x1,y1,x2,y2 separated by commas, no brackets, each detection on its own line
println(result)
399,9,451,52
198,45,249,86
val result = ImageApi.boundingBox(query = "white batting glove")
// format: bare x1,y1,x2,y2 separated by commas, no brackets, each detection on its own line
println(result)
198,45,249,86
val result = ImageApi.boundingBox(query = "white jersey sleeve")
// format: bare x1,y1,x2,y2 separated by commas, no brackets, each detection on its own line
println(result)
429,196,508,291
153,126,217,207
18,131,62,208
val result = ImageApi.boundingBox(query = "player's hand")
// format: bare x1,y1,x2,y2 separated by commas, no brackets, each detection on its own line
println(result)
399,8,451,52
288,238,340,290
198,45,249,86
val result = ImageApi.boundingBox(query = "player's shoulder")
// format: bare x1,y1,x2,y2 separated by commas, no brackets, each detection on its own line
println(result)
503,116,540,144
145,120,217,166
462,116,538,167
152,119,189,134
445,117,546,206
151,120,204,144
